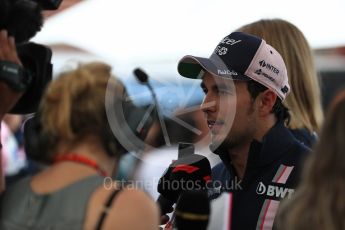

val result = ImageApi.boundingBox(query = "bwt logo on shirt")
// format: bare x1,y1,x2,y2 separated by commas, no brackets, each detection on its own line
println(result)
256,182,294,199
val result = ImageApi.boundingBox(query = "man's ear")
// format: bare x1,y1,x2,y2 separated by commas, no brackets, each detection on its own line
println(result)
257,90,277,116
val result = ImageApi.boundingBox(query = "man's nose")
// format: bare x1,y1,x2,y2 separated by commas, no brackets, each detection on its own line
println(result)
201,94,217,114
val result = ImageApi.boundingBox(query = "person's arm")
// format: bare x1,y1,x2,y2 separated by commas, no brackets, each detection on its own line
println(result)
0,30,24,119
0,29,24,192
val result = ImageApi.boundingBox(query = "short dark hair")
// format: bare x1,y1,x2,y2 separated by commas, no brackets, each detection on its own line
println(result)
246,80,290,123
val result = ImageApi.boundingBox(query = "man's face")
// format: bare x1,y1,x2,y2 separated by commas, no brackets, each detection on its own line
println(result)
200,72,258,151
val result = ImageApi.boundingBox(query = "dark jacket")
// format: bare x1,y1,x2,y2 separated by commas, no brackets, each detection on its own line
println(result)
289,128,317,148
211,121,310,230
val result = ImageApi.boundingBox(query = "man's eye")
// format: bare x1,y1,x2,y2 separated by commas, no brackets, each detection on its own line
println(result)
218,89,231,95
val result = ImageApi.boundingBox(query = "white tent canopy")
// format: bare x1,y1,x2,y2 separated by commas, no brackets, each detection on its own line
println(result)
33,0,345,78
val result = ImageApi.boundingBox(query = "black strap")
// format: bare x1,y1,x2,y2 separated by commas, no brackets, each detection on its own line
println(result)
95,189,122,230
0,61,32,92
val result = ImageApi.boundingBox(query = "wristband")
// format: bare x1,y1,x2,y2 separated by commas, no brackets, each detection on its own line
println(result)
0,61,32,92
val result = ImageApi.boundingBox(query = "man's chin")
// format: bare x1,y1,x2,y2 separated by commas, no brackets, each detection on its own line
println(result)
209,135,226,153
210,132,227,142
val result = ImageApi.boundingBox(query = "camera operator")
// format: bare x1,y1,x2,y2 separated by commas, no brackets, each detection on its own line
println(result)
0,29,24,192
0,0,59,190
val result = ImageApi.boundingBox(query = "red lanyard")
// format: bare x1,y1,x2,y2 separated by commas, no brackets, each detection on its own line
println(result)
53,154,109,177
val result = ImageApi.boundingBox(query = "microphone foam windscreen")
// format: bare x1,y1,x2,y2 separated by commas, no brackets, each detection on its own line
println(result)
157,154,211,203
133,68,148,83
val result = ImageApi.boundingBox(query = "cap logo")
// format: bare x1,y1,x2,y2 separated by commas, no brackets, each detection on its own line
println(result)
217,69,238,76
255,69,275,82
259,60,279,75
281,86,289,94
215,46,228,56
220,37,242,46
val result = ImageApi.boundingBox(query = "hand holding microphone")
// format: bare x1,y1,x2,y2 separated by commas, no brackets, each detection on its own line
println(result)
157,143,211,219
175,190,210,230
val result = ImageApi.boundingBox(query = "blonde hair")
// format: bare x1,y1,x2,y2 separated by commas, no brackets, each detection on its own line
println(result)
276,90,345,230
237,19,323,133
40,62,123,153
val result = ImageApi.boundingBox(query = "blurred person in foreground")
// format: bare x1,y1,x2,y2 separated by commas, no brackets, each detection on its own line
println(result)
0,62,159,229
2,114,44,187
237,19,324,147
1,117,27,182
176,31,310,229
275,89,345,230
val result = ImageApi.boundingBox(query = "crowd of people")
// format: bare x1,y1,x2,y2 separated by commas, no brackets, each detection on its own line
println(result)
0,17,344,229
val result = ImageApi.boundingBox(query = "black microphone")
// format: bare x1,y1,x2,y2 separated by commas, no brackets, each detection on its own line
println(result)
133,68,148,83
133,67,170,145
133,68,157,103
175,190,210,230
157,142,196,215
157,144,211,215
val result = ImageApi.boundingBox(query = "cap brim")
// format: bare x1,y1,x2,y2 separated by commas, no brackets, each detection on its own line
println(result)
177,55,250,80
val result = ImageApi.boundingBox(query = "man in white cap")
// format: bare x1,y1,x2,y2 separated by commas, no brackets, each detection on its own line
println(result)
177,32,309,229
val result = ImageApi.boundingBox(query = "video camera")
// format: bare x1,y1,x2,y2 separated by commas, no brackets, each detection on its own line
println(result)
0,0,63,114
